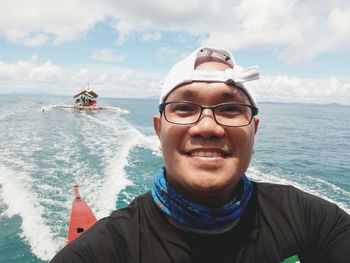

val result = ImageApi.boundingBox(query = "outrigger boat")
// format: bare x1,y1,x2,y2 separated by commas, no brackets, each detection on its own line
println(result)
46,84,122,111
67,183,97,243
73,87,100,110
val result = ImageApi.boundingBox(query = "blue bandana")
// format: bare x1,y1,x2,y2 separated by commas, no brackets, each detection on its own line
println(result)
151,168,253,235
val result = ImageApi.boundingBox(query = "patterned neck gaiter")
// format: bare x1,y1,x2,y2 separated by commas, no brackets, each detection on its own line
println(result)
151,168,253,235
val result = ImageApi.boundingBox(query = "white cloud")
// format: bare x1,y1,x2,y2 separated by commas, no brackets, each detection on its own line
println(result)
0,56,349,104
0,0,105,45
0,57,63,81
113,20,135,45
0,57,162,98
99,74,107,82
99,0,350,63
0,56,65,94
80,68,89,77
1,0,349,62
91,49,125,62
255,75,350,104
0,0,349,103
4,29,50,47
119,69,132,81
327,8,350,43
203,0,350,63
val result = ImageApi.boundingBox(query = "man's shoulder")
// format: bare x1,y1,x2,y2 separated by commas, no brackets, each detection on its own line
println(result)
252,181,349,220
248,183,350,262
253,181,299,192
107,191,157,238
110,191,153,220
253,181,323,207
253,181,319,201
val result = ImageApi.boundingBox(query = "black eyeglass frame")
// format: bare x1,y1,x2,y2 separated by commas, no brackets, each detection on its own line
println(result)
159,101,259,127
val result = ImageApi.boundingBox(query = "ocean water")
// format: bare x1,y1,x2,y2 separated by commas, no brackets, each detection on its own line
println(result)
0,95,349,262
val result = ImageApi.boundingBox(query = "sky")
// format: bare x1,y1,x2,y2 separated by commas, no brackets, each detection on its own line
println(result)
0,0,349,104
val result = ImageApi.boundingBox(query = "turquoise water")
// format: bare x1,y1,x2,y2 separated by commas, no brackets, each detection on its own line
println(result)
0,95,349,262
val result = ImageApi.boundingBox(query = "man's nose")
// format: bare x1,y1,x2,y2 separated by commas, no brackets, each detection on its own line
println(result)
188,109,225,138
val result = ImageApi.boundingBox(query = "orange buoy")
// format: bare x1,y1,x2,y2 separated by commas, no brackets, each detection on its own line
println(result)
66,183,97,244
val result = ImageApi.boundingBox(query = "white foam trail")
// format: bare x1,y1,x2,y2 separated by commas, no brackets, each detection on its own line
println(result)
0,164,60,261
138,134,162,156
40,105,52,112
248,166,350,214
77,113,160,218
96,134,136,218
43,104,129,114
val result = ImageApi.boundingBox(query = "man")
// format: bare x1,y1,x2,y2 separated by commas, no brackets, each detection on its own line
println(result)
51,47,350,263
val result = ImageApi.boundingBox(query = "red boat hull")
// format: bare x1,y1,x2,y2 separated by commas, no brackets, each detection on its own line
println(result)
67,184,97,244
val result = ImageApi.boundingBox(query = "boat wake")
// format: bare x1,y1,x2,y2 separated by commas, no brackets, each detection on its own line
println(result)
0,164,61,260
79,113,160,219
42,104,129,113
0,104,159,261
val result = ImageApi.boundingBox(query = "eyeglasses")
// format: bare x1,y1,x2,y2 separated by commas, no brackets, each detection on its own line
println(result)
159,101,258,127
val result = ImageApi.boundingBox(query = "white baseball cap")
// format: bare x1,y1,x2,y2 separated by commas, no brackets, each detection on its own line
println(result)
159,46,260,106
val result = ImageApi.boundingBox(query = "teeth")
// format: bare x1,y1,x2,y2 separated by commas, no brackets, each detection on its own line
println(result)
191,151,222,157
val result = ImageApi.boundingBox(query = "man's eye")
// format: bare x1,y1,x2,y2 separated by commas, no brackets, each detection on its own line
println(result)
172,104,196,112
220,106,240,113
176,106,193,112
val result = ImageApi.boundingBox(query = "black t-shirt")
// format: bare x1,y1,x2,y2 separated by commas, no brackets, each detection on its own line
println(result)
50,182,350,263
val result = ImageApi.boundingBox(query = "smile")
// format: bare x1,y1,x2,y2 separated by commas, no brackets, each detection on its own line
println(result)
191,151,223,157
187,149,230,158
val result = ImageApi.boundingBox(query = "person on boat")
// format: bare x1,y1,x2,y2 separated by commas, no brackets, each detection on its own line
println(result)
50,46,350,263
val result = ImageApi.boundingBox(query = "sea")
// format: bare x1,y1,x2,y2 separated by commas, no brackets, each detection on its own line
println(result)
0,94,349,262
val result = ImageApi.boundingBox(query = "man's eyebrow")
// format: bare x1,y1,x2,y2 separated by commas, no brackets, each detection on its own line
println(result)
221,91,237,99
221,90,246,101
176,90,199,99
172,87,248,102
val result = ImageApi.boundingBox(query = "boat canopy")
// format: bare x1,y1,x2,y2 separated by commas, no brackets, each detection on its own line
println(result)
74,89,98,99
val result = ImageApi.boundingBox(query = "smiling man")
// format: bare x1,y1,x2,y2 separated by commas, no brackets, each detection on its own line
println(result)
51,47,350,263
154,58,258,209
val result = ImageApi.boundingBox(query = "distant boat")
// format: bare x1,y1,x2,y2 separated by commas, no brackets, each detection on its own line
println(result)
73,85,100,110
44,84,123,111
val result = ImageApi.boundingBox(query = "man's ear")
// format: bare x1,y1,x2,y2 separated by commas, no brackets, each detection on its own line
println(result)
153,114,161,139
253,117,259,134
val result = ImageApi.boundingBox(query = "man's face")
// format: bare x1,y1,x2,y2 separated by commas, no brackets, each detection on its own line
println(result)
153,63,259,207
